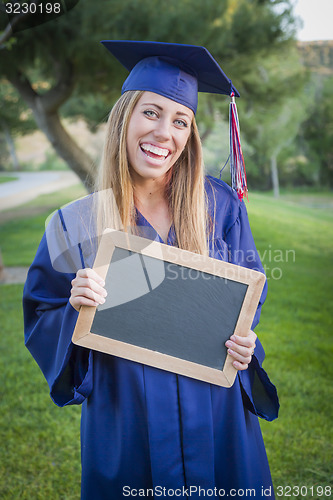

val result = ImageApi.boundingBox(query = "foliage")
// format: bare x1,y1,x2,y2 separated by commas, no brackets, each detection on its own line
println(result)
302,75,333,188
0,80,36,170
0,186,332,497
0,0,297,180
237,43,309,190
297,40,333,76
0,133,9,169
0,81,35,136
38,149,68,171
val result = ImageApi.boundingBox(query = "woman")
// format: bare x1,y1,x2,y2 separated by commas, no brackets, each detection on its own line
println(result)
23,41,279,499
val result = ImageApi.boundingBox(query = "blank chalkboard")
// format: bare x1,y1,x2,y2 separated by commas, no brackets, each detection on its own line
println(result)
72,229,265,387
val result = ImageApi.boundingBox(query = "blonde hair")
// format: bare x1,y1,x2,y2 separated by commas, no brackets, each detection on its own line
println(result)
96,91,212,255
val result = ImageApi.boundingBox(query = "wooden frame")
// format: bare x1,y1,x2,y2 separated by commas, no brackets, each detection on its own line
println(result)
72,229,265,387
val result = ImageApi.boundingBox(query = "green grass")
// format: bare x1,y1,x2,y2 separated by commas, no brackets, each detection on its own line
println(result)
0,286,81,499
0,188,332,499
246,193,333,496
0,184,87,266
0,187,87,499
0,175,19,184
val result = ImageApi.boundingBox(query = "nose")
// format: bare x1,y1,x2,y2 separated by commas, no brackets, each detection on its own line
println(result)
153,117,172,142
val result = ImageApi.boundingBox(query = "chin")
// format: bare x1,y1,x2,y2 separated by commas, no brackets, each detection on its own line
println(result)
131,164,172,182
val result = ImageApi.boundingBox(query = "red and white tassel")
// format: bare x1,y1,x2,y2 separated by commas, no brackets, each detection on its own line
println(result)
229,92,248,201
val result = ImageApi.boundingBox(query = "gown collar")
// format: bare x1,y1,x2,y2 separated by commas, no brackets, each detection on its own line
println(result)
135,208,177,246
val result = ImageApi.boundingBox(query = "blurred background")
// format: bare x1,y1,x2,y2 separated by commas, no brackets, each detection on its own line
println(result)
0,1,332,498
0,0,332,196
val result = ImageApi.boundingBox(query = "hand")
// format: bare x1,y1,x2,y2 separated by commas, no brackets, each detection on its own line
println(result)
69,268,107,312
225,330,257,371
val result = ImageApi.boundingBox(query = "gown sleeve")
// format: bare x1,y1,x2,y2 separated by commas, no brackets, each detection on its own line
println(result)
23,209,94,407
224,199,279,421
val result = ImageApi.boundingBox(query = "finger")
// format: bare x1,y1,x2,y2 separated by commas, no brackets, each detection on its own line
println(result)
71,286,106,305
228,347,252,363
225,335,255,357
72,277,107,298
76,268,105,286
230,332,257,348
69,295,102,312
226,347,252,366
232,360,249,371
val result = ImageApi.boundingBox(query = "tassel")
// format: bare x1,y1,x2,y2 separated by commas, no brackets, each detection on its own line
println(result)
229,92,248,201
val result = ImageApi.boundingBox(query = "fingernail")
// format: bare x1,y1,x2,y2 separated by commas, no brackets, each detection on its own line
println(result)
225,341,232,348
99,297,105,304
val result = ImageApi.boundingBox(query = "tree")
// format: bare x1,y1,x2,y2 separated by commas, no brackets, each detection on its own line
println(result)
0,0,297,190
303,75,333,188
0,80,36,170
237,44,308,194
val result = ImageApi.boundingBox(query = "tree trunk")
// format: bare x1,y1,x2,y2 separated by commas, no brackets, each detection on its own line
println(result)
32,109,96,191
200,126,213,144
270,153,280,198
1,120,20,171
8,65,96,191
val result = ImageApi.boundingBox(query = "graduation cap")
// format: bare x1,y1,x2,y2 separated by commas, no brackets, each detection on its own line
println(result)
101,40,248,200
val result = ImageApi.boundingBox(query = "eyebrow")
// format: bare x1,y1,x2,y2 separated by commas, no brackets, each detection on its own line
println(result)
140,102,192,121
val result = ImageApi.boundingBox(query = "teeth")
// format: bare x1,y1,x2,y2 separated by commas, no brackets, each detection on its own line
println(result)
141,143,169,157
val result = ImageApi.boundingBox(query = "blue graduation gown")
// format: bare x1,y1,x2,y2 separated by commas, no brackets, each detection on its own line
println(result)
23,176,279,499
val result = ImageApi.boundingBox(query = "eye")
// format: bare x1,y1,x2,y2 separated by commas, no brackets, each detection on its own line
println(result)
174,118,189,128
143,109,158,118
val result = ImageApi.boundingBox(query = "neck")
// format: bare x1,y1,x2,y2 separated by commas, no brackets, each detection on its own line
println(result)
132,175,172,239
132,175,168,207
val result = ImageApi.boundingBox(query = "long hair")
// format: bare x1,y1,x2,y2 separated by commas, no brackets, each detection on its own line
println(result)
96,91,212,255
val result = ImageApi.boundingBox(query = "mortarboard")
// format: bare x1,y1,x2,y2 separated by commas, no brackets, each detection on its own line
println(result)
101,40,247,200
100,40,240,114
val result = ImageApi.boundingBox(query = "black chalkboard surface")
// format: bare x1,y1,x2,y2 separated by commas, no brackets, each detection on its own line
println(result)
73,229,265,387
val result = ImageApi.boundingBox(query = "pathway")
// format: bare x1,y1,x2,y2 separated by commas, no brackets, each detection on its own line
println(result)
0,170,80,211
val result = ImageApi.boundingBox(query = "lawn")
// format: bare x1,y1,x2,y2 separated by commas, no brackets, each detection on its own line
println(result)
0,176,19,184
246,193,333,497
0,186,332,499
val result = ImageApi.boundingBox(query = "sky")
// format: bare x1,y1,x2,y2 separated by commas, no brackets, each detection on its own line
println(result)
293,0,333,41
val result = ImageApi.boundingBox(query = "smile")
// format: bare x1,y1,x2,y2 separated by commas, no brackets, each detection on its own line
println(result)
140,143,170,160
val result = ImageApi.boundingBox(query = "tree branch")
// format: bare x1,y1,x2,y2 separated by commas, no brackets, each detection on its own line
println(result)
40,59,75,113
7,71,38,108
8,59,75,114
8,68,95,191
0,1,37,46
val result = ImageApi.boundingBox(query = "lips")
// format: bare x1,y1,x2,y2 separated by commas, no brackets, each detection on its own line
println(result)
140,143,170,160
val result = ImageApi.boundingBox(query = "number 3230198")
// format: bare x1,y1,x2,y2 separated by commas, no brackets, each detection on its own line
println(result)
5,2,62,15
277,485,331,497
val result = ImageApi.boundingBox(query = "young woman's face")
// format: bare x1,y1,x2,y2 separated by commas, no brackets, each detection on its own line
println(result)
126,92,193,183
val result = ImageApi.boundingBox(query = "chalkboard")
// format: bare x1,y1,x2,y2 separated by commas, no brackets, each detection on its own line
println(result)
72,229,266,387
